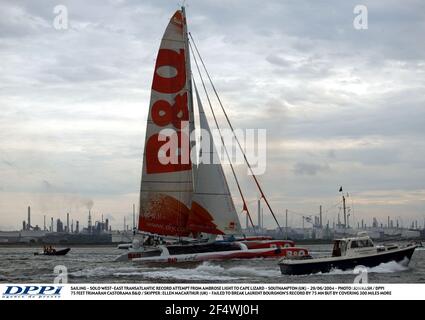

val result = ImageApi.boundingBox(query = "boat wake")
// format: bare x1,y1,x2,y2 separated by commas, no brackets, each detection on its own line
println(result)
68,262,281,281
325,258,410,276
119,262,281,281
69,266,142,279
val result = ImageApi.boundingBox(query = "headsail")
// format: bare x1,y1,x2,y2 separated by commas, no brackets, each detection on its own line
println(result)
187,84,242,235
138,10,194,236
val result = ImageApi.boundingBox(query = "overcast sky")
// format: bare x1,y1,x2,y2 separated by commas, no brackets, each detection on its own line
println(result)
1,0,424,231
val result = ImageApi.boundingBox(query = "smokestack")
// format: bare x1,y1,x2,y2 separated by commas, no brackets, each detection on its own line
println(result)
285,209,288,239
27,206,31,230
257,199,261,229
133,204,136,231
71,219,74,233
319,205,322,228
261,208,264,229
88,210,92,233
76,220,79,233
67,213,70,233
51,217,53,232
43,215,46,231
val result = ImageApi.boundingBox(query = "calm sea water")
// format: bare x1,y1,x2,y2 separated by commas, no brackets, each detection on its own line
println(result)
1,244,424,283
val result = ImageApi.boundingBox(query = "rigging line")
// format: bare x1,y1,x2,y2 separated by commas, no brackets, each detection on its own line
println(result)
189,42,256,233
189,32,283,233
190,46,256,233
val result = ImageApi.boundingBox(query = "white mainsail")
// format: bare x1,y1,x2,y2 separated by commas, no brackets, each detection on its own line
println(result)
187,84,242,235
138,10,195,236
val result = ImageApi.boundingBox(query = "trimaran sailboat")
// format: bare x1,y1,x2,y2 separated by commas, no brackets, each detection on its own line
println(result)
115,7,309,263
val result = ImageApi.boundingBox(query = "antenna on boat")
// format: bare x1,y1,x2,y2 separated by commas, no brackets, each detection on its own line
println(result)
339,186,347,229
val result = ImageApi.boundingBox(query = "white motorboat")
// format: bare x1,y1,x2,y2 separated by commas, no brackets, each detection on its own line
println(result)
279,232,417,275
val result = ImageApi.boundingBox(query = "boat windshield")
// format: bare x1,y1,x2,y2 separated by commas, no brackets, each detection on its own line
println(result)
351,239,374,248
332,240,347,257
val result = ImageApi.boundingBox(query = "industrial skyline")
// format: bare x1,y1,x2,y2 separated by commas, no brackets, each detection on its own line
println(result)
1,0,424,230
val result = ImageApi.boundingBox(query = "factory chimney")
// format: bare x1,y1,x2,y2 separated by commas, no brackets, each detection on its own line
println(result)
76,220,79,233
257,199,261,230
133,204,136,231
88,210,92,233
27,206,31,230
67,213,70,233
261,208,264,230
51,217,53,232
319,205,323,228
43,215,46,231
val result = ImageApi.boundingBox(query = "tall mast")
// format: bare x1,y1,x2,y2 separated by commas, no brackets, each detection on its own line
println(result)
181,6,196,182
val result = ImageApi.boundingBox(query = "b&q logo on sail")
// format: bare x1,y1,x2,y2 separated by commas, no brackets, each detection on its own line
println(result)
2,286,63,299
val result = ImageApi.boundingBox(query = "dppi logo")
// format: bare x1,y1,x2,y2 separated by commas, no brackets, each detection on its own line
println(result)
3,286,63,298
